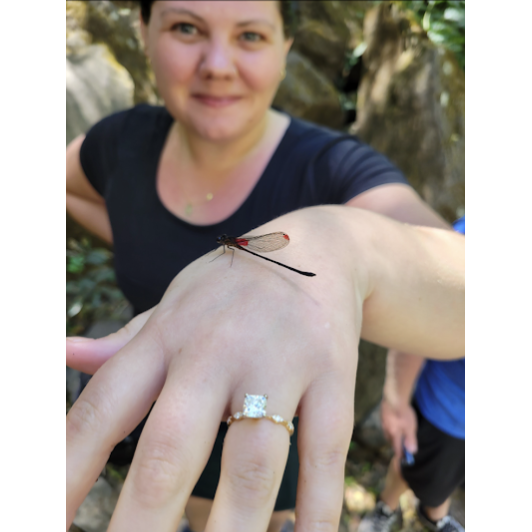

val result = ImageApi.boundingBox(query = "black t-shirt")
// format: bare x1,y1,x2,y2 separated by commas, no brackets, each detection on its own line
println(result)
80,104,408,314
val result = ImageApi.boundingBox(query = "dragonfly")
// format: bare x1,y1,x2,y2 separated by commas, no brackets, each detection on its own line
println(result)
215,232,316,277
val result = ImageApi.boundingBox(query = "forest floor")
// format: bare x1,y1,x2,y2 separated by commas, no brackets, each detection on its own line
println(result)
69,440,465,532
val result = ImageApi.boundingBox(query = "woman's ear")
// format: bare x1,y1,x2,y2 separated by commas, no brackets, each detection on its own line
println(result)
283,37,294,57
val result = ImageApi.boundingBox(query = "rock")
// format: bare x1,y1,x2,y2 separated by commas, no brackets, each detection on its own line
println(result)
354,340,387,425
274,50,343,129
66,1,91,55
66,44,134,145
350,2,465,221
344,482,376,514
84,1,159,105
73,477,119,532
71,470,188,532
69,524,88,532
353,400,388,451
292,1,369,82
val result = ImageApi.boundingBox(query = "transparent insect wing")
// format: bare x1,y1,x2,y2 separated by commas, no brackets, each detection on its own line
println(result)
243,232,290,253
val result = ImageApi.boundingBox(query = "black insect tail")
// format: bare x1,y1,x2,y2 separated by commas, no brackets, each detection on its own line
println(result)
238,247,316,277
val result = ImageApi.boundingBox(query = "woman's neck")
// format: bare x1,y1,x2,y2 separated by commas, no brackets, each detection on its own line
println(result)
173,111,274,179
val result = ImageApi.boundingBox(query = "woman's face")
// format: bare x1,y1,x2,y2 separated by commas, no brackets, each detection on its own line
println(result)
141,1,292,142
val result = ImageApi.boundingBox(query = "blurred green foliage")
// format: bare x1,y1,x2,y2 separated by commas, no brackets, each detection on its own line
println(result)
66,237,129,335
395,0,465,70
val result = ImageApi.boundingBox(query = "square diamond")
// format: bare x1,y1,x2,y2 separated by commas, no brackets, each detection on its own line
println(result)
243,394,267,418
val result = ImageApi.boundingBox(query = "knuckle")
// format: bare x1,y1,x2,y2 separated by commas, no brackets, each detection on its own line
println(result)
305,511,340,532
66,392,109,445
131,438,188,507
307,447,347,473
226,454,277,505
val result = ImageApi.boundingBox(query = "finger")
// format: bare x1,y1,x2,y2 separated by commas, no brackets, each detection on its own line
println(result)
404,421,418,454
294,374,355,532
392,431,403,460
205,386,298,532
107,362,228,532
66,327,165,528
66,307,155,374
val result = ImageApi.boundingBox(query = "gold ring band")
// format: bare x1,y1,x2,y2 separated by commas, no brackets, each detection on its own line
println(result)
227,412,294,436
227,394,294,436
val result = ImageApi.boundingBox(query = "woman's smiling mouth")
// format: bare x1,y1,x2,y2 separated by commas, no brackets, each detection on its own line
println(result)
192,94,243,108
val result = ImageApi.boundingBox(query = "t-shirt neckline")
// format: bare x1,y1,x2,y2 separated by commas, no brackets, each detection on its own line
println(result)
152,107,295,231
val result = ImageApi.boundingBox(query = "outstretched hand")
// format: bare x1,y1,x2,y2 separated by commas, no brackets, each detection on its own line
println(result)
66,206,464,532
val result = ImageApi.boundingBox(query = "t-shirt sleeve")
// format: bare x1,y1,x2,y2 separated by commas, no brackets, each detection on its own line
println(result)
310,135,411,204
78,109,130,197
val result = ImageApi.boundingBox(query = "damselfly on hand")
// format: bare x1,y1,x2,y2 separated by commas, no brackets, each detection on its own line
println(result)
214,232,316,276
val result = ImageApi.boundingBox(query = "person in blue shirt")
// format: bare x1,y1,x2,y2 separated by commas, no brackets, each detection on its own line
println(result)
359,218,465,532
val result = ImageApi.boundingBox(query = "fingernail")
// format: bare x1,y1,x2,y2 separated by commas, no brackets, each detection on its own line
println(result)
66,336,91,343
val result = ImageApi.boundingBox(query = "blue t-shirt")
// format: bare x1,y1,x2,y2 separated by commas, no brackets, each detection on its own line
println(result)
414,217,465,439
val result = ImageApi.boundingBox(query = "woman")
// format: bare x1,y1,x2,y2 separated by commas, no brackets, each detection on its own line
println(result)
66,2,451,531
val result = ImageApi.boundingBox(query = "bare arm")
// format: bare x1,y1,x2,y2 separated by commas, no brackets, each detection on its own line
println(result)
353,210,464,359
346,183,452,229
66,134,113,244
383,349,424,407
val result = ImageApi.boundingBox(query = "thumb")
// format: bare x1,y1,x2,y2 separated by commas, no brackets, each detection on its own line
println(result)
66,307,155,374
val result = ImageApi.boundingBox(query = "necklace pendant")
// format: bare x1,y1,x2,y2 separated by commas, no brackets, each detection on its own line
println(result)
185,202,193,217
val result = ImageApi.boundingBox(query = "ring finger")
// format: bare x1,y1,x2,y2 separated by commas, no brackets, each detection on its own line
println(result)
205,388,299,532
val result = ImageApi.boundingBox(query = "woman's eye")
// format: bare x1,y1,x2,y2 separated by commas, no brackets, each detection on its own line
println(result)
172,23,197,36
241,32,263,43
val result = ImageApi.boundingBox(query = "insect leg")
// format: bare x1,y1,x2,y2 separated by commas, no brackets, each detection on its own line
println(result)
209,244,226,263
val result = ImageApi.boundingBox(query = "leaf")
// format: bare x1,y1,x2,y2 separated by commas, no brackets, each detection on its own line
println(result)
67,300,83,318
444,6,465,28
353,42,367,58
91,267,116,284
78,278,97,291
422,10,431,31
429,20,451,32
427,30,447,44
86,249,112,265
67,255,85,273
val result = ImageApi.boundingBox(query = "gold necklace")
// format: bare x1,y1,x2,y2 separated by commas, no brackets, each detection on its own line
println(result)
184,192,214,217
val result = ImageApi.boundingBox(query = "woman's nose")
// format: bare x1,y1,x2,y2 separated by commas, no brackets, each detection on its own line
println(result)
198,38,237,80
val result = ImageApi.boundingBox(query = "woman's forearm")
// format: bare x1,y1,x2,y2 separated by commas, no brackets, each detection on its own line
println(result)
66,193,113,244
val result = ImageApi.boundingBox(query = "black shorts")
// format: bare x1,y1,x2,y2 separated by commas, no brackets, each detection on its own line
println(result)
400,402,465,508
77,373,299,511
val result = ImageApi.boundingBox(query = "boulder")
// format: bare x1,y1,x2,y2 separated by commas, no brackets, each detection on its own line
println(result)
66,5,136,241
351,2,465,222
66,1,91,55
354,341,387,424
274,50,343,129
83,1,159,105
66,44,134,145
292,1,369,83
